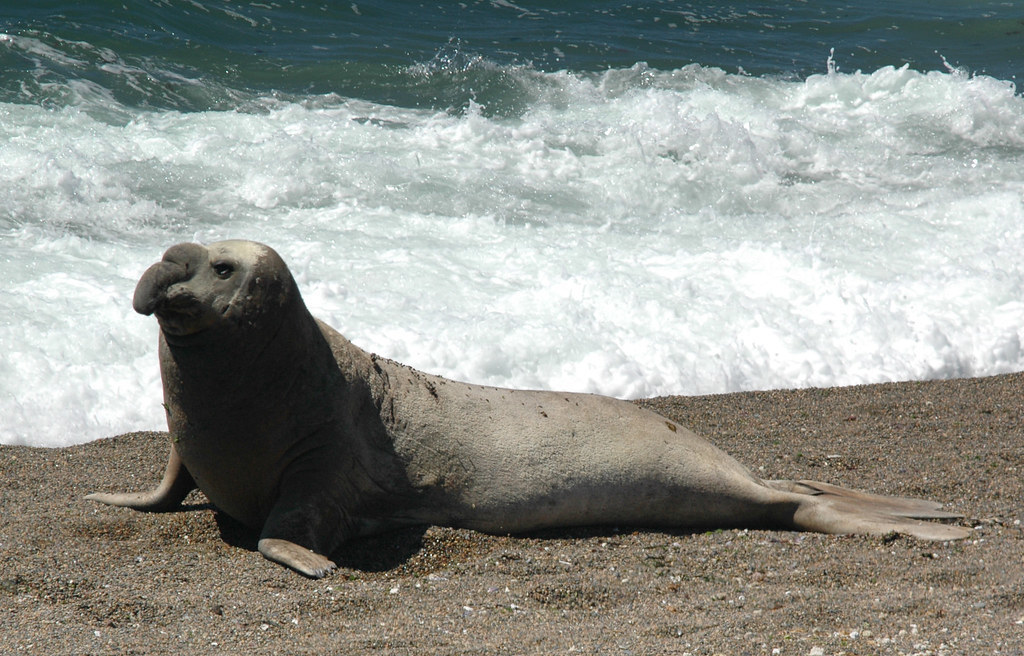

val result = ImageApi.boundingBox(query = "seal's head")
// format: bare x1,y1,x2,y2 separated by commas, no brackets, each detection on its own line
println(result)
134,240,295,342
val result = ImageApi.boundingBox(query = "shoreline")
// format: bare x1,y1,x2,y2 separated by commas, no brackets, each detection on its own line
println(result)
2,374,1022,653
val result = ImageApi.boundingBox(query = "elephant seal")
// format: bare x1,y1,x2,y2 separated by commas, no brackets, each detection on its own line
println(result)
88,240,969,577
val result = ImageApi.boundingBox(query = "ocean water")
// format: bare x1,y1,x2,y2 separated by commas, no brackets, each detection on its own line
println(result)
2,2,1024,447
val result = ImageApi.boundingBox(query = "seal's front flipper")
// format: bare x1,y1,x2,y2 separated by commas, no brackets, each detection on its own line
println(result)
258,479,351,578
86,445,196,512
258,538,337,578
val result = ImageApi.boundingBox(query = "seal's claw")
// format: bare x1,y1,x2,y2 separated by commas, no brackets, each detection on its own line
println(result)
258,538,337,578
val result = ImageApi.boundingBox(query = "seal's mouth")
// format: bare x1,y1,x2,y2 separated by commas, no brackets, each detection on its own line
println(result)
152,293,219,336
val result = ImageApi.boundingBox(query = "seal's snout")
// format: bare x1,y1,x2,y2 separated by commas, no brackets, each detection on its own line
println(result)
132,261,186,315
133,243,207,316
161,242,208,269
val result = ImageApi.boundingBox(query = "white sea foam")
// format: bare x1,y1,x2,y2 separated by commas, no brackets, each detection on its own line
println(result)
2,64,1024,446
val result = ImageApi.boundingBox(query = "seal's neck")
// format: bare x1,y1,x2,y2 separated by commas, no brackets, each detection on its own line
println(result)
160,293,336,428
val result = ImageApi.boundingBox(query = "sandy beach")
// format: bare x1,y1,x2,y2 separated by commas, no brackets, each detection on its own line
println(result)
2,374,1022,654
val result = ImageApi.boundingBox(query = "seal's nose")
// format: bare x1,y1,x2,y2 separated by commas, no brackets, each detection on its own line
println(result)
161,242,207,269
132,242,207,316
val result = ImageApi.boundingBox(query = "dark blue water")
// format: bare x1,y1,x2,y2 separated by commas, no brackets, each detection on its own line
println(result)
2,1,1022,116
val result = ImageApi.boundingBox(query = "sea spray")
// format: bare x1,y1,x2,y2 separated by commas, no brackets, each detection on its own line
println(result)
2,1,1023,446
3,62,1023,446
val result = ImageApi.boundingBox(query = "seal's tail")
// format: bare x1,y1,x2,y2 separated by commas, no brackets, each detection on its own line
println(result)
766,479,971,541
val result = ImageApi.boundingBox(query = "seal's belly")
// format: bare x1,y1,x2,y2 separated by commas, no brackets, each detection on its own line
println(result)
174,433,278,529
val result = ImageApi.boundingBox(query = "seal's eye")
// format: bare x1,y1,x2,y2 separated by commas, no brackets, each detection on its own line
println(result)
212,261,235,279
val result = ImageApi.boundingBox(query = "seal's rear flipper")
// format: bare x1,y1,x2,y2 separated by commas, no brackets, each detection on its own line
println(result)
766,479,963,519
766,479,971,541
791,498,972,541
